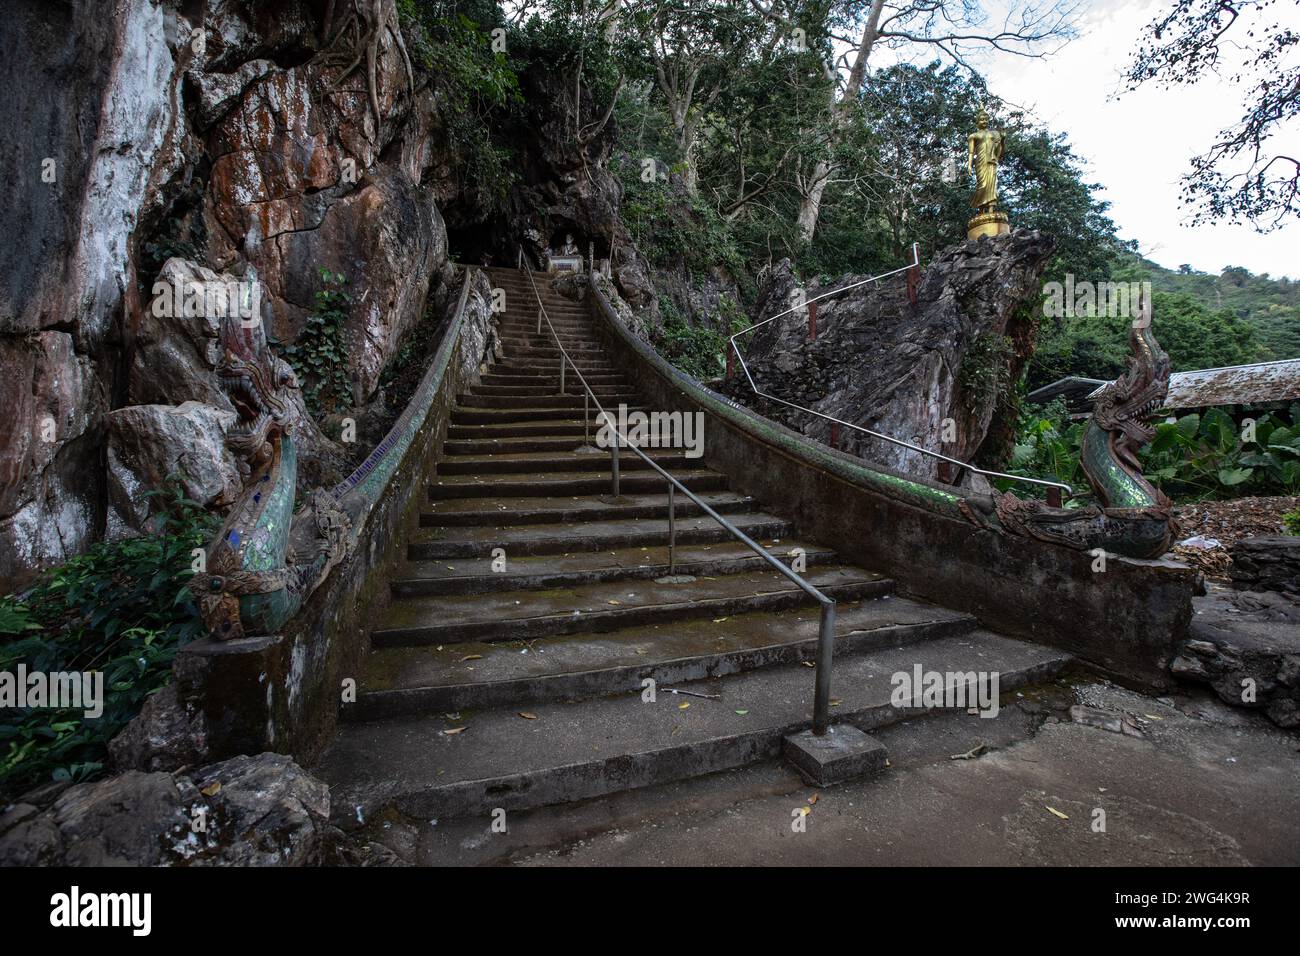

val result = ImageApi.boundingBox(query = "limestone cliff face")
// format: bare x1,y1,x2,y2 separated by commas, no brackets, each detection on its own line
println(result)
726,230,1056,486
0,0,451,585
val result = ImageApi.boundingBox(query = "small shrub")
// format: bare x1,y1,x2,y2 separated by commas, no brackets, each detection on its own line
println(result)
0,478,217,798
1283,507,1300,536
281,269,353,418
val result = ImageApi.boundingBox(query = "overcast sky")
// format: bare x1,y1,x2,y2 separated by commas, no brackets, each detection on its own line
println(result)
971,0,1300,280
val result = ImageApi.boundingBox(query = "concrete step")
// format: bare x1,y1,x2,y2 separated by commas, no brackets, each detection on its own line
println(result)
408,509,790,559
450,405,646,425
390,538,840,597
420,490,756,527
447,419,605,439
464,384,630,399
428,468,731,499
454,393,642,410
479,371,627,387
442,434,618,454
435,448,703,475
371,563,885,646
349,593,975,719
319,631,1072,822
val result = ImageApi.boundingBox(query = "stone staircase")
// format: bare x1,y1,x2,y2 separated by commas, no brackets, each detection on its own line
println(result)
318,267,1070,823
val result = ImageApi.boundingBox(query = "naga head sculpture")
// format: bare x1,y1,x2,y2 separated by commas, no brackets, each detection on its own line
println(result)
216,313,296,466
1088,293,1171,493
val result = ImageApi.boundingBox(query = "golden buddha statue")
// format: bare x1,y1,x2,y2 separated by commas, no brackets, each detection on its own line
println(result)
966,108,1010,239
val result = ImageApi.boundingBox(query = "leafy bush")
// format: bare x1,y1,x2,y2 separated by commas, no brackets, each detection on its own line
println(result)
281,269,353,418
1143,406,1300,499
1003,399,1086,495
1284,507,1300,535
653,300,728,381
1005,402,1300,502
0,479,217,798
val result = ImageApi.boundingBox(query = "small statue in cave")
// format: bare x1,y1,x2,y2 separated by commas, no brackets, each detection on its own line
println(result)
559,233,579,256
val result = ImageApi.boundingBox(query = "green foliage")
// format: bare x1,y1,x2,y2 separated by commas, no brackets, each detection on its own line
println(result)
1118,254,1300,361
1029,288,1262,390
0,479,218,798
959,332,1016,405
1006,402,1300,503
652,300,731,381
1283,507,1300,536
616,156,751,294
282,269,353,417
1143,405,1300,500
398,1,522,218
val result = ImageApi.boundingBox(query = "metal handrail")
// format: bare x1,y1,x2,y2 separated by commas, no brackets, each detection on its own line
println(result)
729,244,1074,500
517,250,840,735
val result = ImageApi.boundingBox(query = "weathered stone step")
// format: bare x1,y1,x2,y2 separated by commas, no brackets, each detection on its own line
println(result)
499,332,602,347
446,419,604,439
464,383,630,399
443,434,611,454
436,448,702,475
478,374,629,390
371,564,884,646
407,510,790,559
454,393,642,411
420,490,756,527
427,468,730,499
390,539,839,597
349,594,975,719
319,631,1072,822
450,405,645,425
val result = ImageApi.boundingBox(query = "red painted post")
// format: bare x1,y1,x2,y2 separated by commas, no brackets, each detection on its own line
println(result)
830,423,839,450
726,347,734,381
1047,487,1062,508
808,300,818,340
907,263,919,308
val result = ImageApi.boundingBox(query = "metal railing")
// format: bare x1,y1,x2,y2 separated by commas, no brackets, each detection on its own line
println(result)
729,244,1074,501
518,249,840,735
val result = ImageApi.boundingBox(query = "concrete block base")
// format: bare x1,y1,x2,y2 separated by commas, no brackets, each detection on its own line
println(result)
783,724,888,787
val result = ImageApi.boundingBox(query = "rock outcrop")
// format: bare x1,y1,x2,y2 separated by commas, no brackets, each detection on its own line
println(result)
0,752,331,866
1229,536,1300,595
725,230,1056,485
1,0,452,585
1172,587,1300,728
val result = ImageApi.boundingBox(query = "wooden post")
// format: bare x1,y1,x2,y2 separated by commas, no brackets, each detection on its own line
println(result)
808,300,818,340
830,423,839,450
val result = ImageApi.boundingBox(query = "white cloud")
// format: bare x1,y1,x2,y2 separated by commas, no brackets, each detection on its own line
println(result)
976,0,1300,279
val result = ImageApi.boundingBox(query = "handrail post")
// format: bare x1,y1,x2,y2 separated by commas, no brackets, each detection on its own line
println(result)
537,306,542,336
668,482,676,574
610,424,620,497
812,601,837,735
559,353,566,395
584,390,590,444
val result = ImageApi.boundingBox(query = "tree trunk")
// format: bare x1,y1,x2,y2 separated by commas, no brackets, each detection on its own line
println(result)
797,0,886,243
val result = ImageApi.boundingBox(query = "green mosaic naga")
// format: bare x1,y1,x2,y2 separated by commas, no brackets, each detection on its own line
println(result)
964,300,1175,559
193,317,351,641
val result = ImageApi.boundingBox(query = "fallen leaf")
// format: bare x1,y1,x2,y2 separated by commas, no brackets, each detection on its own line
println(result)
712,617,728,623
200,782,221,797
678,701,690,709
1046,806,1069,820
1143,714,1163,720
798,806,811,817
734,709,748,715
808,793,819,805
443,727,467,735
459,654,483,662
801,661,815,668
518,712,538,720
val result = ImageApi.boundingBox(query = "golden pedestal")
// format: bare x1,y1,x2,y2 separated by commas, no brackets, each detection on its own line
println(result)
967,209,1010,240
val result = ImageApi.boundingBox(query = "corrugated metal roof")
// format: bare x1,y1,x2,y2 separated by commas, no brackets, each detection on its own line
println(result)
1085,358,1300,409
